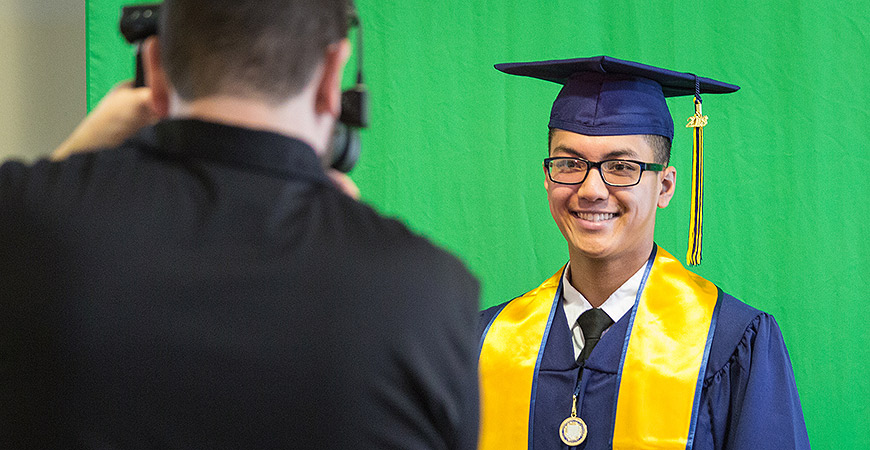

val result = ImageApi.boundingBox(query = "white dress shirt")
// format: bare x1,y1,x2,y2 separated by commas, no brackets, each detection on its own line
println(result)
561,263,646,360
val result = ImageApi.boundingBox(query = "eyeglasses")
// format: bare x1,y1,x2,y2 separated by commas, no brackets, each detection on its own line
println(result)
543,157,664,187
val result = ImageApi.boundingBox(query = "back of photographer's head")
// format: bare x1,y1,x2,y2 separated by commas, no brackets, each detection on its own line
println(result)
159,0,349,104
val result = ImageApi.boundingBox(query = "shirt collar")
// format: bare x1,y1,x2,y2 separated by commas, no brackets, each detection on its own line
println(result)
133,119,332,186
561,262,646,327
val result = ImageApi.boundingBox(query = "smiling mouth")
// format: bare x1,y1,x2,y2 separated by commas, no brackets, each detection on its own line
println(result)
572,212,616,222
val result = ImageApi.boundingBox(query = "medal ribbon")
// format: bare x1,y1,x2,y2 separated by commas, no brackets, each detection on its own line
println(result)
478,267,563,450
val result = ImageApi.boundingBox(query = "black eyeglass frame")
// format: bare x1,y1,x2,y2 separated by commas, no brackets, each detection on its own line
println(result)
543,157,665,187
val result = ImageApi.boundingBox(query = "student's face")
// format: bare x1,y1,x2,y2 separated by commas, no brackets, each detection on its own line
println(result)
545,130,675,265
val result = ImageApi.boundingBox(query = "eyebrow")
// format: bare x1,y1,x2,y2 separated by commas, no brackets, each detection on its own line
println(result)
551,145,641,160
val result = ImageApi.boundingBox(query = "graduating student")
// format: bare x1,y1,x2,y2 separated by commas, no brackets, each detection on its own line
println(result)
478,56,809,449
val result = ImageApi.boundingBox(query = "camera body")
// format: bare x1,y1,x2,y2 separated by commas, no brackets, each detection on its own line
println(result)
120,4,159,88
120,4,159,43
119,3,367,173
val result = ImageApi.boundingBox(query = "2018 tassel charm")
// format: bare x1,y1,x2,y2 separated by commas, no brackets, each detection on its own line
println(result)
686,97,707,265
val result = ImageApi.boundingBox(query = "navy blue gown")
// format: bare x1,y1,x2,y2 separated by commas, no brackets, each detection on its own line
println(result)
480,293,810,449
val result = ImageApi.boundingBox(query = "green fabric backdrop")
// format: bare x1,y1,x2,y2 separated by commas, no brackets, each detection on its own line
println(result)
86,1,868,447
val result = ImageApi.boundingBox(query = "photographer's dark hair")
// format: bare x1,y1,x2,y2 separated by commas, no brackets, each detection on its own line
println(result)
160,0,349,103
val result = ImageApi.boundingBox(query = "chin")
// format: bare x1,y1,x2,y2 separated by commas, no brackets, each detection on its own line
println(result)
568,238,617,260
566,232,638,262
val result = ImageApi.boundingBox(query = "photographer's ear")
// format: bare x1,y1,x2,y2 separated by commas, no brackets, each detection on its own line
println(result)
142,36,171,118
315,39,351,118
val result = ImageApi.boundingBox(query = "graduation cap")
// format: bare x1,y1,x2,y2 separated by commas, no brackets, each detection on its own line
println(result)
495,55,739,265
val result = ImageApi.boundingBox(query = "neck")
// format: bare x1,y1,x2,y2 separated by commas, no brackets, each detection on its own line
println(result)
567,245,653,308
169,93,331,157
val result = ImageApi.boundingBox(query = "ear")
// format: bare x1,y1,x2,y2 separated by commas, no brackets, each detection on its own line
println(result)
657,165,676,208
142,36,170,118
314,39,352,118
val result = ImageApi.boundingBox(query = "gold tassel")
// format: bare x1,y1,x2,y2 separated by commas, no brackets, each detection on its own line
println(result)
686,97,707,266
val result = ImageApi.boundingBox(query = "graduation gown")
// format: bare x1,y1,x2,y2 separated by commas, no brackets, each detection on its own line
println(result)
479,275,809,450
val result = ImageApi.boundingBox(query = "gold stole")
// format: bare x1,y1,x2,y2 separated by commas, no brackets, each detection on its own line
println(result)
479,246,720,449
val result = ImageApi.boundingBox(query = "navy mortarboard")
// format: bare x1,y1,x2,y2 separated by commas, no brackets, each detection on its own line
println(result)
495,55,739,264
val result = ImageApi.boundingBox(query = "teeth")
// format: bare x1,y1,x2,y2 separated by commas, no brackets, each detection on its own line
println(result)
576,212,615,222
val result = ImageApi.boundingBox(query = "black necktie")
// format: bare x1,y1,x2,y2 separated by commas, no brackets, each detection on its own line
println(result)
575,308,614,366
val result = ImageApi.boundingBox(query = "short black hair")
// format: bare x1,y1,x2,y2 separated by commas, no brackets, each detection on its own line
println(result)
643,134,672,166
547,128,672,165
160,0,349,104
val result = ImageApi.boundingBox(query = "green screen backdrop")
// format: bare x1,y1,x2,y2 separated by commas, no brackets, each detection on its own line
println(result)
86,1,868,447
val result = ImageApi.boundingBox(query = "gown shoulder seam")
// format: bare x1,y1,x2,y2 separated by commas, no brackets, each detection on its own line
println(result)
702,312,767,385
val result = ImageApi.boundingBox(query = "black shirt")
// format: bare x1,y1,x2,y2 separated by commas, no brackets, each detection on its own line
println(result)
0,119,480,449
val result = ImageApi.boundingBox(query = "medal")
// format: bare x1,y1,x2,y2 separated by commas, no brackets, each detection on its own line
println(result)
559,395,588,446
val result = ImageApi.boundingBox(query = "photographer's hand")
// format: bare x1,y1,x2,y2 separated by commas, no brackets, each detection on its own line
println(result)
52,81,158,161
327,169,361,200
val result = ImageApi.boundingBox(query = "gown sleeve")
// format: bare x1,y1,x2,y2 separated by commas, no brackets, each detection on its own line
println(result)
701,313,810,450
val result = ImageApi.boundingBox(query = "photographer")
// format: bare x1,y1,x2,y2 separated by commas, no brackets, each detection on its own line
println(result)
0,1,480,448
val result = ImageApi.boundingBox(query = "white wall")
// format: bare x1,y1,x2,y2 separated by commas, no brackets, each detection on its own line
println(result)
0,0,86,162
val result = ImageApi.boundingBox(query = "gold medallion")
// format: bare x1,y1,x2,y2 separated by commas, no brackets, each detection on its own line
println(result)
559,416,588,446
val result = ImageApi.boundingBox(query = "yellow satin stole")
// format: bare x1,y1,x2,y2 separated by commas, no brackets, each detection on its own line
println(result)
479,246,720,450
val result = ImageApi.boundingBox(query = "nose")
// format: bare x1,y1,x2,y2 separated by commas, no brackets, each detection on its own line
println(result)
576,166,610,202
